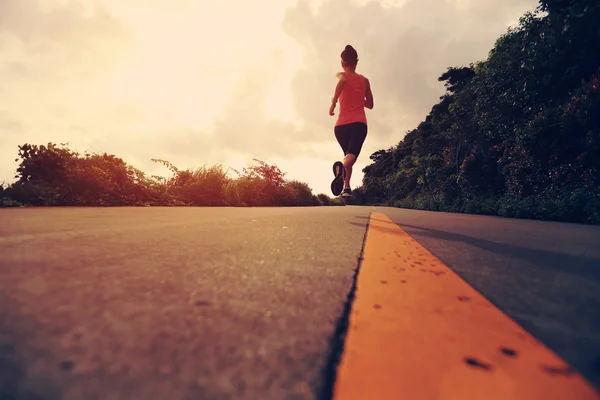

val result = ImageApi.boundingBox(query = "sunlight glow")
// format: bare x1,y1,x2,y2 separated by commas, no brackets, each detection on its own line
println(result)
103,0,304,131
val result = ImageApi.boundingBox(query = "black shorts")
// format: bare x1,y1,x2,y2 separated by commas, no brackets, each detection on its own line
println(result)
334,122,367,157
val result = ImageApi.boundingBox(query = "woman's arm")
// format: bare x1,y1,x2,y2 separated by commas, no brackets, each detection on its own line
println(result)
332,73,347,104
365,78,374,110
329,73,347,115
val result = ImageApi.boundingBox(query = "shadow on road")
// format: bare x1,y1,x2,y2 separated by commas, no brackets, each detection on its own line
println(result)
389,222,600,282
0,293,49,400
354,216,396,225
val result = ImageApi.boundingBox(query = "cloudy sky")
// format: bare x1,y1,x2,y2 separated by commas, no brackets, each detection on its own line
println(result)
0,0,539,195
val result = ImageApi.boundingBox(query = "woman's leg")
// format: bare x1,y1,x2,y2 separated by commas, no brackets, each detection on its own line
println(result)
332,126,350,196
334,126,350,155
342,153,356,188
343,123,368,189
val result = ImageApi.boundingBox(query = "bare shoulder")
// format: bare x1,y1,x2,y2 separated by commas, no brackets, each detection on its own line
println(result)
336,72,347,80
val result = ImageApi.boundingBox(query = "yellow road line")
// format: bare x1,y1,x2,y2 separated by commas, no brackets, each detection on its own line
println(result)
333,213,599,400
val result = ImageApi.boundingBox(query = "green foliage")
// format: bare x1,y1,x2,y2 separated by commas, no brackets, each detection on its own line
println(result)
316,193,331,206
0,183,21,207
3,144,335,208
360,3,600,224
150,160,229,206
280,180,318,207
9,143,156,206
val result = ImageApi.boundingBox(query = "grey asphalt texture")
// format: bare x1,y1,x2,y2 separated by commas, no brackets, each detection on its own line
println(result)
0,207,370,400
1,206,599,399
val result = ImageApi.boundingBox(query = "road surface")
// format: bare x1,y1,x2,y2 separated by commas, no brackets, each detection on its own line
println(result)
0,206,599,399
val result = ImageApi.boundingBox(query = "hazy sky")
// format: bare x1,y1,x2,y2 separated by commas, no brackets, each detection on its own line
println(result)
0,0,539,195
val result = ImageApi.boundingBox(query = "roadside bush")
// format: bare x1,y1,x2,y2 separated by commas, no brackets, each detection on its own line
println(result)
316,193,330,206
358,3,600,225
280,180,316,206
2,143,336,208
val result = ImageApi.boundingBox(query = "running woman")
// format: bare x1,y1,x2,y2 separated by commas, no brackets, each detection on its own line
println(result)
329,45,374,198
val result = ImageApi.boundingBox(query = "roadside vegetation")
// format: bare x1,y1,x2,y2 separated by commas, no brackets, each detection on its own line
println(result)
0,143,344,207
353,0,600,224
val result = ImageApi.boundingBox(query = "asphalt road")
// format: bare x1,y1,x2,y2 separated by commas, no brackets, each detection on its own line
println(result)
1,206,599,399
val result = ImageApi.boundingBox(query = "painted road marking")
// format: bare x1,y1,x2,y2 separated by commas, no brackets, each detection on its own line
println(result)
333,213,599,400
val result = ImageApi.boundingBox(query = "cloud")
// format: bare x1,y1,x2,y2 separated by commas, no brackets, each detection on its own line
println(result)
0,113,23,135
0,0,133,126
210,52,318,161
0,0,132,81
0,0,118,41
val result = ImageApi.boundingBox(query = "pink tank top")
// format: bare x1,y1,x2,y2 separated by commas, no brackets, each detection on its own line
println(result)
336,72,368,127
